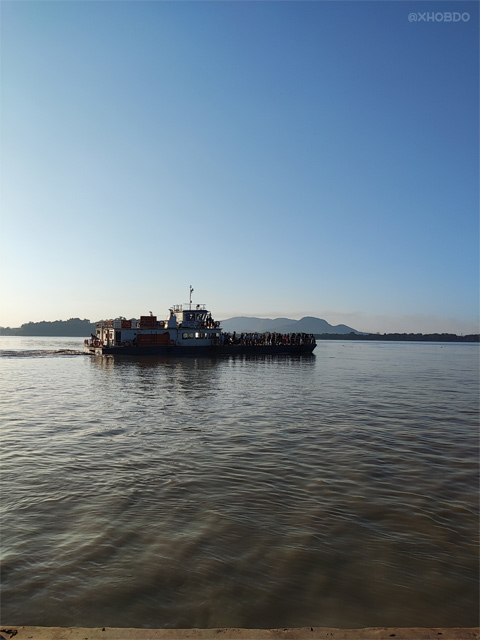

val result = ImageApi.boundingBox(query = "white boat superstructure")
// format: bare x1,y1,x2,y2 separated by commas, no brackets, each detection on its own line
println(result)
86,303,222,353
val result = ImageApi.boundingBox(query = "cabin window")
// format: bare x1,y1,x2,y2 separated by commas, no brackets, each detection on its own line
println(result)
182,332,195,339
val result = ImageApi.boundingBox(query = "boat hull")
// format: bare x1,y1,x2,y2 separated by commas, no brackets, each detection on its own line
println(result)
85,343,316,356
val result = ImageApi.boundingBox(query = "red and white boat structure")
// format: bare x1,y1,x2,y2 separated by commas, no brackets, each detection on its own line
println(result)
84,291,316,357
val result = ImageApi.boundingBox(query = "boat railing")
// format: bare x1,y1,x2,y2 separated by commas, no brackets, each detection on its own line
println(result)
180,320,221,330
172,304,208,313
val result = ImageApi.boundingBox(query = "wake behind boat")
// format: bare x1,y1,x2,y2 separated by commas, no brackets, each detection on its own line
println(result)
84,291,316,357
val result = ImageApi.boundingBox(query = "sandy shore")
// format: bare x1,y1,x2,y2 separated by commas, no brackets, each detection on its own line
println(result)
0,627,478,640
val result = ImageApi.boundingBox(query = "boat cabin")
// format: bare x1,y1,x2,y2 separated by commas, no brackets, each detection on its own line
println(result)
92,304,221,348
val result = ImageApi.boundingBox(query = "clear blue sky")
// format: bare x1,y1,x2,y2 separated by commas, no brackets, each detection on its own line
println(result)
1,1,478,333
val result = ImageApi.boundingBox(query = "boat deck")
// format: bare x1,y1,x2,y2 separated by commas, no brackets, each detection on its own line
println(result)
1,626,478,640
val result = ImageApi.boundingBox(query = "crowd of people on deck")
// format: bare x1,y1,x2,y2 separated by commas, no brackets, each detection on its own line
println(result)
219,331,316,346
200,314,221,329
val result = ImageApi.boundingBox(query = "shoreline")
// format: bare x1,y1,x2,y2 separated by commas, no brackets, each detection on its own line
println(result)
1,627,479,640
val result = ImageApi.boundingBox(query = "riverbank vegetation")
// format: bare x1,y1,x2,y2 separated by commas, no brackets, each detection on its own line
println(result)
0,320,478,341
0,318,96,336
316,332,479,342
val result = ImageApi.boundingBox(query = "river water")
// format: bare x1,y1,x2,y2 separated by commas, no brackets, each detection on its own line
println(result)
0,337,478,629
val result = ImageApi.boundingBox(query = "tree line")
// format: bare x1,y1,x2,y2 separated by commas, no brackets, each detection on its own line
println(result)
315,332,479,342
0,318,96,336
0,320,478,341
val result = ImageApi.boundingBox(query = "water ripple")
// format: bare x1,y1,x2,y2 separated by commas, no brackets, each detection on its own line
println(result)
0,338,478,628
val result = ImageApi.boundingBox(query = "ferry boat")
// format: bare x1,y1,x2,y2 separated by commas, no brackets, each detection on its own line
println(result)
84,291,316,357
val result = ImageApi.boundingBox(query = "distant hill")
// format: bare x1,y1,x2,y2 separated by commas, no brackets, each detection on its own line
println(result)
219,317,293,333
220,316,359,335
1,317,476,341
2,315,357,336
0,318,96,336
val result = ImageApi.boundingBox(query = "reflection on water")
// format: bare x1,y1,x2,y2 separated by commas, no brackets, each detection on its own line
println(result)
0,338,478,628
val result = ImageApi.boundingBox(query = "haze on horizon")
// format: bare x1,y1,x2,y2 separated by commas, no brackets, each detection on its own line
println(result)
1,2,478,336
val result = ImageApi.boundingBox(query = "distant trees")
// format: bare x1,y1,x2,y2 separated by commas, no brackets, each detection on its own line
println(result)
0,318,96,336
315,332,479,342
0,321,478,342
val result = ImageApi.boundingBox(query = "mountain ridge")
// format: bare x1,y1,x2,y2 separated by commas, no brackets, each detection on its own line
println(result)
0,315,357,336
219,315,359,334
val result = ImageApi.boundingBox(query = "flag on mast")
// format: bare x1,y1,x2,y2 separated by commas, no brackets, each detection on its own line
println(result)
189,285,194,304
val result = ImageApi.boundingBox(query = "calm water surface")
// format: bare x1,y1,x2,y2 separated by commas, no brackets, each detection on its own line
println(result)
1,337,478,628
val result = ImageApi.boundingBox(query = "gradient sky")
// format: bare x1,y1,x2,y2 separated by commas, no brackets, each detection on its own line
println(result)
1,1,478,333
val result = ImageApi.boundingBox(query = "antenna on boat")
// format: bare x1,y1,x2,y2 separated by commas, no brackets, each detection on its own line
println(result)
189,285,194,305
